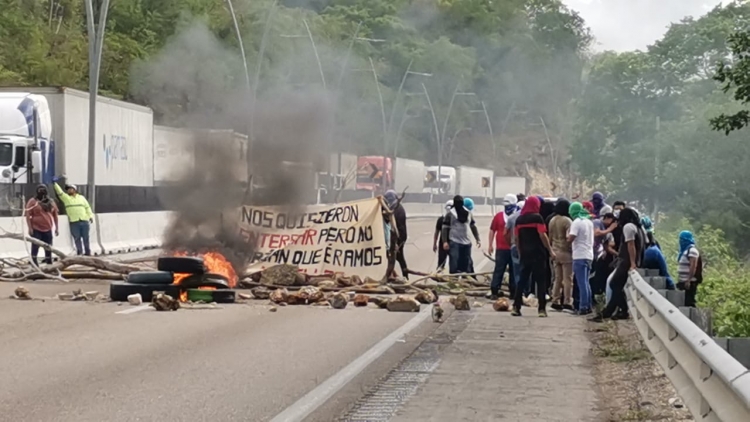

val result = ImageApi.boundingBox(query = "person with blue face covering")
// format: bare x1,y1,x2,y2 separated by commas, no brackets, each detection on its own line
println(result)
488,194,518,298
442,195,481,274
464,198,477,273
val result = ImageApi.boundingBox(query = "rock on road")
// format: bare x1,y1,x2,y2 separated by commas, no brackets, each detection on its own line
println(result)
0,217,493,422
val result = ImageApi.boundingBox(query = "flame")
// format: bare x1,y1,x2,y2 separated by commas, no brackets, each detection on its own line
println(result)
169,251,238,302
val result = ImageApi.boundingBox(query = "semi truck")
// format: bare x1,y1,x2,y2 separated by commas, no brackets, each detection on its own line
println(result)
356,156,392,192
423,165,456,195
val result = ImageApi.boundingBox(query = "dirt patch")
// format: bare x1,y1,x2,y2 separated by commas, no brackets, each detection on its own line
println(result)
588,319,693,422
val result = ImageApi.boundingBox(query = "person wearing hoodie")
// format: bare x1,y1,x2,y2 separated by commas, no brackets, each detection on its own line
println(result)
384,190,409,279
512,196,556,317
464,198,477,273
488,194,518,299
591,192,608,218
442,195,481,274
505,199,524,294
433,200,453,271
567,202,595,315
549,199,573,311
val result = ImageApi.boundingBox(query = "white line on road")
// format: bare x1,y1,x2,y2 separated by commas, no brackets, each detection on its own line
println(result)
115,304,151,315
269,307,431,422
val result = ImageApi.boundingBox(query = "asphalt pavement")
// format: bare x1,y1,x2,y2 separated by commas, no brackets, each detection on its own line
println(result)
0,217,493,422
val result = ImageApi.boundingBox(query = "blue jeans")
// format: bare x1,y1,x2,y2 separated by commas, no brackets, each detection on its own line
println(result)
510,245,523,296
70,220,91,256
449,242,471,274
573,259,592,311
491,249,513,296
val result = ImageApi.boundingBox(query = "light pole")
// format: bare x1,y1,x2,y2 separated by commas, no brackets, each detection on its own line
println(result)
471,100,495,210
421,83,441,202
84,0,110,213
386,61,432,145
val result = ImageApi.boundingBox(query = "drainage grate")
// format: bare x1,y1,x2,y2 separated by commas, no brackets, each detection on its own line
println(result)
338,312,474,422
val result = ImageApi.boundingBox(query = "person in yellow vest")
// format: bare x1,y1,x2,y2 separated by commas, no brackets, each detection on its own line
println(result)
53,178,94,256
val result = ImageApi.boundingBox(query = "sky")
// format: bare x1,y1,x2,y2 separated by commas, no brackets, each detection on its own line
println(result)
563,0,726,52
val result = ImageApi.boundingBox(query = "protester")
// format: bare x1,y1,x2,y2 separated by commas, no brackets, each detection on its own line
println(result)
677,230,702,307
568,202,595,315
592,212,618,297
464,198,477,273
641,216,660,249
488,194,518,299
582,201,595,215
591,192,608,218
548,199,573,311
385,190,409,279
612,201,626,212
25,184,59,266
433,200,453,271
53,180,93,256
512,196,556,317
642,236,675,290
505,200,524,297
592,207,643,322
442,195,481,274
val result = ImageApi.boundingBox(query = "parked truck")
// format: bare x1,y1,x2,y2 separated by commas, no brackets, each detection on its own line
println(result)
0,87,154,187
356,156,392,192
423,165,456,195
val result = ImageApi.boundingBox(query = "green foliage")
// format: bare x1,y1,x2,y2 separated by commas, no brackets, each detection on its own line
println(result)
711,30,750,134
656,216,750,337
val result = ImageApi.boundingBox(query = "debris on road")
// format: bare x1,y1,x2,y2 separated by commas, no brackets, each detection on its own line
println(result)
151,293,180,311
387,296,420,312
237,292,253,300
13,286,31,300
251,286,271,300
369,296,390,309
415,290,437,304
297,286,324,304
451,293,471,311
353,294,370,307
127,293,143,306
432,303,444,322
269,306,278,312
493,298,511,312
472,301,484,308
269,288,289,304
329,292,348,309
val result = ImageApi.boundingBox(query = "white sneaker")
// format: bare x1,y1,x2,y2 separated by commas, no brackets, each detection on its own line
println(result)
545,294,551,301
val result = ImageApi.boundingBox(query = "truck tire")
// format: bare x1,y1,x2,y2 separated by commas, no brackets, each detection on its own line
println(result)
157,256,206,274
110,282,172,303
126,271,175,285
179,273,230,289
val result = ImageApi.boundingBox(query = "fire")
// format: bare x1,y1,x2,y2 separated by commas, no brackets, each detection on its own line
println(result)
170,251,238,288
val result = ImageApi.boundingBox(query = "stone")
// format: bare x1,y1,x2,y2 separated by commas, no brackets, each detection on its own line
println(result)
14,286,30,300
387,295,421,312
251,286,272,300
329,292,348,309
493,298,511,312
269,306,278,312
353,294,370,307
295,272,308,286
57,292,75,301
415,290,437,304
269,288,289,304
432,303,444,322
453,293,470,311
151,293,179,311
472,301,484,308
668,398,684,408
316,280,336,288
336,276,353,287
351,275,363,285
369,296,391,309
127,293,143,306
84,291,100,301
298,286,325,304
238,293,253,300
260,264,299,286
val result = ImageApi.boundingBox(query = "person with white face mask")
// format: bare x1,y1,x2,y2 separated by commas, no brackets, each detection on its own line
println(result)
488,194,518,299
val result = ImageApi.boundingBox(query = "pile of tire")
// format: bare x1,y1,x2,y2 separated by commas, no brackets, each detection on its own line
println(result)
110,256,237,303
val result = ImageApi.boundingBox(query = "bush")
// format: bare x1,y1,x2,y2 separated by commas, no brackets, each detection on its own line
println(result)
654,217,750,337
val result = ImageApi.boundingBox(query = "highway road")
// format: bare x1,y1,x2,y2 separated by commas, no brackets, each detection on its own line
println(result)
0,217,494,422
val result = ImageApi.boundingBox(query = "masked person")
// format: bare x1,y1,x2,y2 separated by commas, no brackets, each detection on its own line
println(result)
464,198,477,273
488,194,518,299
433,200,453,271
25,184,59,265
567,202,595,315
677,231,702,307
53,180,93,256
505,200,524,296
512,196,556,317
549,199,573,311
442,195,481,274
591,192,608,218
385,190,409,279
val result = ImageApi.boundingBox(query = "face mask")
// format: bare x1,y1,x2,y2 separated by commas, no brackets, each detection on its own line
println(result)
504,205,516,215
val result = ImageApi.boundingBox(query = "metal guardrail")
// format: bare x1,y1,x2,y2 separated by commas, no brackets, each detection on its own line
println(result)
625,271,750,421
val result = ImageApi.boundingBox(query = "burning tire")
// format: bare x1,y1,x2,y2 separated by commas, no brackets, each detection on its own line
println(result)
184,289,236,304
110,282,172,302
157,256,206,274
179,273,230,289
126,271,175,285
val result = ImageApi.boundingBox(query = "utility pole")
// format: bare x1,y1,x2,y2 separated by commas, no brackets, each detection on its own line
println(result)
84,0,111,212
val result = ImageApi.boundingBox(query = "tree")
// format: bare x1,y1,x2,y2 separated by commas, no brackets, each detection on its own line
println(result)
711,30,750,134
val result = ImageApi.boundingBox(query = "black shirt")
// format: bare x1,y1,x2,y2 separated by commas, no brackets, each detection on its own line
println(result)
515,213,547,261
435,216,444,243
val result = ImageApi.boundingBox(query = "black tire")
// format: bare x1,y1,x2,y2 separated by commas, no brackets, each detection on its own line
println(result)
126,271,175,285
110,282,172,302
179,273,230,289
211,290,236,304
157,256,206,274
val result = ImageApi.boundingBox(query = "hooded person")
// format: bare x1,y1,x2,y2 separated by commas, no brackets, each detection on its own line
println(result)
442,195,481,274
432,200,454,271
582,201,595,215
488,194,519,298
511,196,555,317
25,184,59,266
463,198,476,273
548,198,574,311
384,190,409,279
677,230,701,307
567,202,595,314
591,192,608,218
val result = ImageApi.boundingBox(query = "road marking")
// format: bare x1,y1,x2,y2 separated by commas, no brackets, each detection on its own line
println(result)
269,307,431,422
115,304,151,314
476,255,492,272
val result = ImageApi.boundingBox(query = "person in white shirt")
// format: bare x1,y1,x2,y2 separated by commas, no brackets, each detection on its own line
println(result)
567,202,595,315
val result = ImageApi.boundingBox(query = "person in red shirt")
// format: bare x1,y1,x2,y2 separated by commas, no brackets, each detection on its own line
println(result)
25,184,59,266
488,194,518,299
